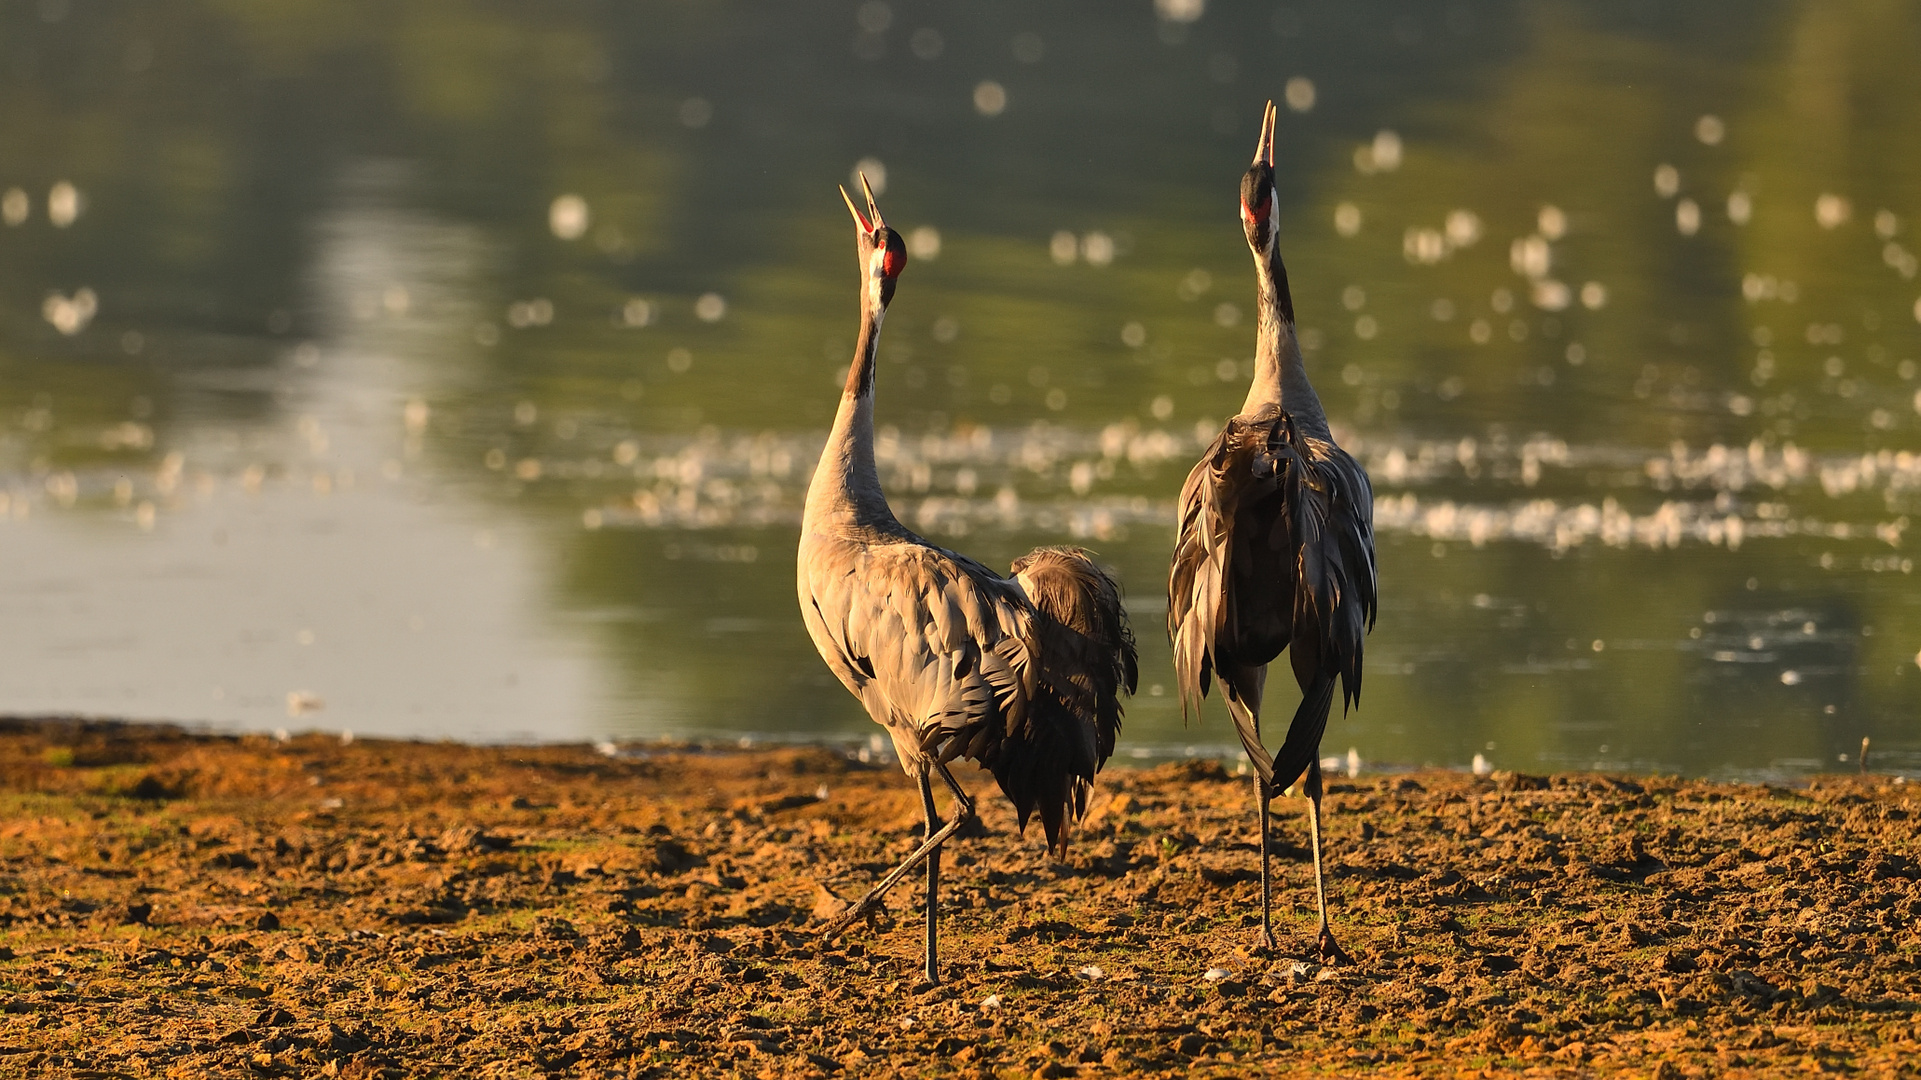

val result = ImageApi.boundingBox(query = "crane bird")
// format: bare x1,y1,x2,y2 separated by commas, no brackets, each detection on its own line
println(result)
1167,102,1377,964
800,176,1138,984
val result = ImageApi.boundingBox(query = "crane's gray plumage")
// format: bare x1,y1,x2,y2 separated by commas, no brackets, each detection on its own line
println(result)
1167,102,1377,962
801,177,1136,982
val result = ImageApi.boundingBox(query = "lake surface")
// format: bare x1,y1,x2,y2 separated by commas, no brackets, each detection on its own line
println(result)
3,1,1919,779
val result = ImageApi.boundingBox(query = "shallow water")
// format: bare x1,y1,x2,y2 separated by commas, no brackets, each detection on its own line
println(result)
2,1,1919,779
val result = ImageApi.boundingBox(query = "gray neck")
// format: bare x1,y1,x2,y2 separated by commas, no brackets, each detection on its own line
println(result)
1242,245,1329,438
804,305,897,531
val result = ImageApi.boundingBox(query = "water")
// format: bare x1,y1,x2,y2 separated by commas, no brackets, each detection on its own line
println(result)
3,1,1919,780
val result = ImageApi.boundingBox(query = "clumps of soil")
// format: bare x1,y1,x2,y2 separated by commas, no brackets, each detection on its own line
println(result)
1,716,1918,1077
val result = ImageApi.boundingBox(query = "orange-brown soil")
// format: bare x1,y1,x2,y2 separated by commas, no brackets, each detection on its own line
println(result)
1,717,1917,1078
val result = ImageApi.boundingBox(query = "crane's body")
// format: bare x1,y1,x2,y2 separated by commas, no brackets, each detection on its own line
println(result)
1167,103,1377,962
800,178,1136,983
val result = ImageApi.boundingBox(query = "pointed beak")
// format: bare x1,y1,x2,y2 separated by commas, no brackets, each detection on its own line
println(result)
858,171,887,231
1252,99,1276,167
839,184,872,233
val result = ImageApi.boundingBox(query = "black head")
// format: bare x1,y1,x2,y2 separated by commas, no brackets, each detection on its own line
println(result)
841,173,908,310
1240,100,1278,254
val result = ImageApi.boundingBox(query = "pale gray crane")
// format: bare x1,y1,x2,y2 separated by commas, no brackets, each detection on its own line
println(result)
1167,102,1378,964
801,176,1138,984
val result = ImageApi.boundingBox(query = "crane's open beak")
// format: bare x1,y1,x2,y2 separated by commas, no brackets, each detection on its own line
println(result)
840,185,870,233
1251,100,1276,167
859,173,887,230
840,172,887,234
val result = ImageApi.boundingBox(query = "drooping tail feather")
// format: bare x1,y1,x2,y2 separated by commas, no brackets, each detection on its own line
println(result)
1221,680,1276,783
1266,672,1336,792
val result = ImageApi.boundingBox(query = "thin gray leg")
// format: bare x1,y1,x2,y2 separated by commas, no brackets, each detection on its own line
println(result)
1305,759,1351,965
1255,772,1276,950
934,761,976,818
821,761,973,946
917,763,942,985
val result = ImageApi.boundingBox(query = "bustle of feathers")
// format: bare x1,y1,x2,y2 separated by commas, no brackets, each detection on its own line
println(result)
798,536,1136,857
1166,404,1376,788
1002,546,1139,851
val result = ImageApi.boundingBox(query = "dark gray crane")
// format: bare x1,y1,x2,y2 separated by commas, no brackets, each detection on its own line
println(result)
800,177,1138,984
1167,103,1378,963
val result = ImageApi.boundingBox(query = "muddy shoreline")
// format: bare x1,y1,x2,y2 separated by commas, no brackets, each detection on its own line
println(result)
1,716,1917,1078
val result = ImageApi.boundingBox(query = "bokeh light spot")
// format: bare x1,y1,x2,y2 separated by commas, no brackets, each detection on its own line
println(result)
973,81,1007,116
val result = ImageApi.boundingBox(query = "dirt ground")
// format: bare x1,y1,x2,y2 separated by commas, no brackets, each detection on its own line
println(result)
1,717,1917,1079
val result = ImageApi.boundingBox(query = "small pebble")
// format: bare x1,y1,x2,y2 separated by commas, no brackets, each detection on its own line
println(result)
980,994,1001,1009
1203,966,1230,982
1077,964,1105,981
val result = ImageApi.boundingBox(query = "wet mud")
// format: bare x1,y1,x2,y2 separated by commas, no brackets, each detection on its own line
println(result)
1,717,1917,1078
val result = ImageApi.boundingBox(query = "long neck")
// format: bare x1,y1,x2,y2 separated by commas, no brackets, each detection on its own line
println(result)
1243,245,1329,437
804,303,895,530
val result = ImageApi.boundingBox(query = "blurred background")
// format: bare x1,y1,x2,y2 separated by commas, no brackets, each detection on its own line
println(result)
1,0,1918,778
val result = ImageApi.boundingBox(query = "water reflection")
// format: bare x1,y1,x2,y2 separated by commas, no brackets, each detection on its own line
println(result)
0,1,1918,779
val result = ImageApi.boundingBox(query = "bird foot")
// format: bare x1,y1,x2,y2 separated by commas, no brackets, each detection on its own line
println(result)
1316,925,1353,967
819,893,884,942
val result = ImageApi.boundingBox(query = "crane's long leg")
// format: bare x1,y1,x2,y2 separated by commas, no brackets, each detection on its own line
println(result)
1225,665,1277,950
934,760,977,818
1305,759,1352,965
1255,772,1276,951
917,763,942,985
821,762,972,945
